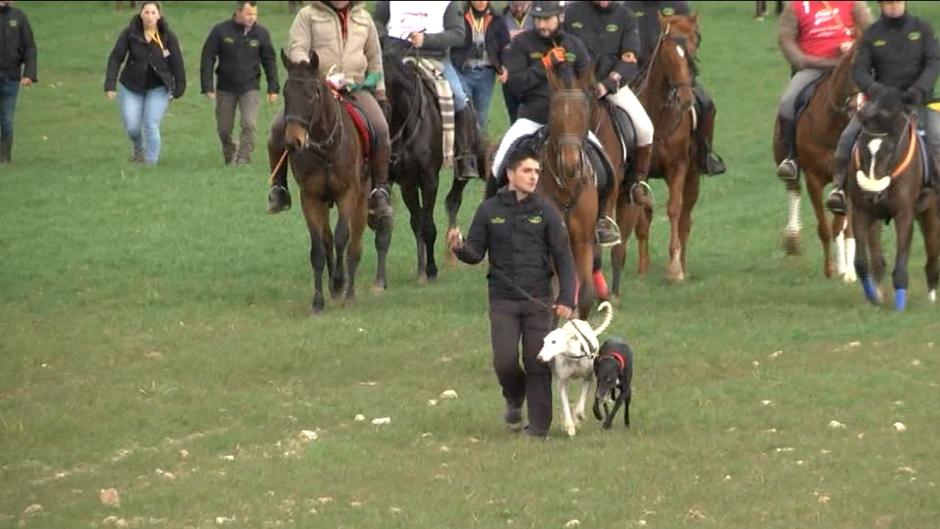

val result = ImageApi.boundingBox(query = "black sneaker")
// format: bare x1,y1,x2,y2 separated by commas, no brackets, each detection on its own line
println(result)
596,216,622,247
825,188,846,214
267,185,291,214
504,404,524,433
706,152,727,176
522,426,549,440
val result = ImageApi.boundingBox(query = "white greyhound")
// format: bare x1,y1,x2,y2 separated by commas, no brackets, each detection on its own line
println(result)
537,301,614,437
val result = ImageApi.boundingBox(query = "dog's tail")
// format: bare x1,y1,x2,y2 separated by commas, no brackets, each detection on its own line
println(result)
592,301,614,336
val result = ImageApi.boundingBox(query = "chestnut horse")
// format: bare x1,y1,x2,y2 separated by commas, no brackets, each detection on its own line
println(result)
773,45,859,281
277,51,368,314
848,93,939,310
618,14,701,283
538,64,599,318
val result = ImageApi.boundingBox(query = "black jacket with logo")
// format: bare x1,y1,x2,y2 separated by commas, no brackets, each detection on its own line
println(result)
504,29,591,123
625,1,690,67
564,1,641,92
105,16,186,98
853,13,940,102
454,188,576,307
200,19,278,95
0,5,37,81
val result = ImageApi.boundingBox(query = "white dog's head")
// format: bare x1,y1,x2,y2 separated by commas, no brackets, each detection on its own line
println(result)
537,320,598,363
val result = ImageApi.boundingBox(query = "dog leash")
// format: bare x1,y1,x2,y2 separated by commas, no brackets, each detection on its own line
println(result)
489,268,558,313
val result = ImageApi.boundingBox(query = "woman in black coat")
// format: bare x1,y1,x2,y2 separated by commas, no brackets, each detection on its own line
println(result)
105,1,185,164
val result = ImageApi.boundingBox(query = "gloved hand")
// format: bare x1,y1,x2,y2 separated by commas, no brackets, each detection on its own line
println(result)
362,71,383,92
541,46,567,70
869,82,901,101
903,87,925,106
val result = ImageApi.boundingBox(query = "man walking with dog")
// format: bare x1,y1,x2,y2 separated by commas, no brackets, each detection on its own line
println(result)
447,148,576,439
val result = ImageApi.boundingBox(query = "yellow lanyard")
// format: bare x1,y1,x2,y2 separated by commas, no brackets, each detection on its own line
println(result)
513,14,527,30
470,13,486,35
146,29,165,51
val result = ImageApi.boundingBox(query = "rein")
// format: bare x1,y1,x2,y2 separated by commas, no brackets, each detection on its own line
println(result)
388,52,428,164
284,77,345,163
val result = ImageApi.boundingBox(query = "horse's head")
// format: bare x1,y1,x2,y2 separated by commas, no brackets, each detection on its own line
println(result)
379,37,416,103
280,48,327,150
854,88,916,192
656,13,699,111
546,62,593,177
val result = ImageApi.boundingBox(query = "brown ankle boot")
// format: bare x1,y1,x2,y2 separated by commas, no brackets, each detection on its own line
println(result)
630,144,653,207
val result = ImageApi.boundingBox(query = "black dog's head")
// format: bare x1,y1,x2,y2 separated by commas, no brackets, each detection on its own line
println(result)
594,337,633,400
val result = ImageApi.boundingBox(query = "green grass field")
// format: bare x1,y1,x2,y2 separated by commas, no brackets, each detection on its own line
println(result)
2,1,939,528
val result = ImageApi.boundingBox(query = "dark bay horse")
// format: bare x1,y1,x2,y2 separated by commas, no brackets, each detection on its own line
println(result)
277,51,368,313
539,64,599,318
379,37,486,283
773,45,859,281
848,93,939,310
621,14,701,283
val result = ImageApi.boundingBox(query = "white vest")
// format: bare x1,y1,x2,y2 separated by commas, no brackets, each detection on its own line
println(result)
386,1,448,40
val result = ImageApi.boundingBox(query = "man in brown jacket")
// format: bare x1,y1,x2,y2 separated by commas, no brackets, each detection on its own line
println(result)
267,0,392,223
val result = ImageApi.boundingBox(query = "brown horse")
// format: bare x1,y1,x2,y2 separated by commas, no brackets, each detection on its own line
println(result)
276,50,368,314
773,45,858,281
538,64,599,318
620,14,701,283
848,93,939,310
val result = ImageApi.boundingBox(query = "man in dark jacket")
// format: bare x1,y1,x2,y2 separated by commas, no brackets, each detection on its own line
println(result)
827,0,940,213
627,0,726,176
448,148,576,439
0,0,37,163
373,0,481,180
492,1,535,123
201,1,279,165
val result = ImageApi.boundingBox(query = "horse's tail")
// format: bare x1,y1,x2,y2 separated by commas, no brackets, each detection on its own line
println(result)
591,301,614,336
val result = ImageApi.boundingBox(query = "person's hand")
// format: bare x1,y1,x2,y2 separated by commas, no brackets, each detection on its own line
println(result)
838,40,853,54
509,28,524,40
205,91,216,101
267,93,278,103
408,31,425,49
446,227,463,251
541,47,566,70
19,78,32,87
594,82,609,99
553,304,574,320
903,87,924,106
106,90,116,99
498,67,509,83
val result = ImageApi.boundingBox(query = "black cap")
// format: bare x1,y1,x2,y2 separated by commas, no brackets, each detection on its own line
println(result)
531,1,565,18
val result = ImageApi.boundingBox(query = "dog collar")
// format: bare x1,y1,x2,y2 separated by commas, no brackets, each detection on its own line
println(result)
609,351,626,371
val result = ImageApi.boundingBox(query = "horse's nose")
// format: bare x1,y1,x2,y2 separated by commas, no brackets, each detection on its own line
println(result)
284,123,306,150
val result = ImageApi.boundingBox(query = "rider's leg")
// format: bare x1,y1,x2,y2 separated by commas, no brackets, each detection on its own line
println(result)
826,115,862,214
266,111,291,214
776,69,825,178
607,85,654,207
492,118,544,187
587,131,621,246
442,59,480,179
924,105,940,188
353,90,394,223
692,85,726,175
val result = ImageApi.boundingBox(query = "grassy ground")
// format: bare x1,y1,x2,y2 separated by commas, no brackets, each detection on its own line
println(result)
2,2,939,528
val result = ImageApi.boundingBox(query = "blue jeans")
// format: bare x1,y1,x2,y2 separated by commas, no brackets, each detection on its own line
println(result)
0,78,20,141
118,83,171,164
441,58,468,112
458,67,496,131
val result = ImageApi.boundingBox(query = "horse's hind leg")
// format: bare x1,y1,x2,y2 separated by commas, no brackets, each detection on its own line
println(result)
832,212,857,283
301,195,330,314
345,190,369,304
679,168,701,276
918,202,940,302
664,165,687,282
637,204,651,276
852,210,880,306
804,170,834,278
610,193,633,300
331,211,350,300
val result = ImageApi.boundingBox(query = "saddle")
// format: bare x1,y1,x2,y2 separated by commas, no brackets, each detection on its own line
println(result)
599,99,636,166
793,75,825,125
498,129,616,198
340,98,374,161
403,56,456,168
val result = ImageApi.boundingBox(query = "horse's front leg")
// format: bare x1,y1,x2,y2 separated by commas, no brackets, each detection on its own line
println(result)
331,208,350,301
302,194,331,314
663,159,687,282
340,188,369,304
421,178,440,281
782,177,803,256
892,210,916,311
851,208,880,306
804,169,834,278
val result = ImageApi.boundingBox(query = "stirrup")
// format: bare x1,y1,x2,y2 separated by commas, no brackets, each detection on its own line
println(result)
596,216,622,248
826,189,847,214
370,187,390,200
706,152,726,176
776,158,798,181
629,181,653,204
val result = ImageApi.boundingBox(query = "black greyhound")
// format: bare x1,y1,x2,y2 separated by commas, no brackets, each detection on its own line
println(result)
592,337,634,430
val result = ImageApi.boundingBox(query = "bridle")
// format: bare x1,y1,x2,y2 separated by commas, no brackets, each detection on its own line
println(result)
637,23,696,138
544,88,593,216
284,76,345,163
382,39,429,165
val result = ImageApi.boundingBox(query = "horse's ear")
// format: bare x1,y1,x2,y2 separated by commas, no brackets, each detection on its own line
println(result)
280,48,291,71
689,11,698,24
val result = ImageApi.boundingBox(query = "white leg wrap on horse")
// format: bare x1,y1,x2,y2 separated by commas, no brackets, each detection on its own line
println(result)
607,85,654,146
835,231,846,276
492,118,543,179
930,289,937,303
844,237,857,283
786,190,801,236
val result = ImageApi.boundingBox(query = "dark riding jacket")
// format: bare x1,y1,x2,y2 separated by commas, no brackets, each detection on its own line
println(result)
564,1,641,93
0,4,37,82
853,12,940,104
105,16,186,98
625,0,690,68
504,29,591,123
454,188,576,308
199,18,279,96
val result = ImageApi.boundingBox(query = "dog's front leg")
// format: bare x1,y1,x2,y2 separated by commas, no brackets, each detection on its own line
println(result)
558,380,576,437
574,380,591,423
602,387,621,430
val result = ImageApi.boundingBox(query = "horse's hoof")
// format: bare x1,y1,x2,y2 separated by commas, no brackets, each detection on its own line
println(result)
565,426,577,437
842,270,857,283
929,289,936,303
371,283,385,295
782,234,801,256
416,274,428,285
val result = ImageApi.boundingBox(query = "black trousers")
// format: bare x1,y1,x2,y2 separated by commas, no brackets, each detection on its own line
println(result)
489,297,554,434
